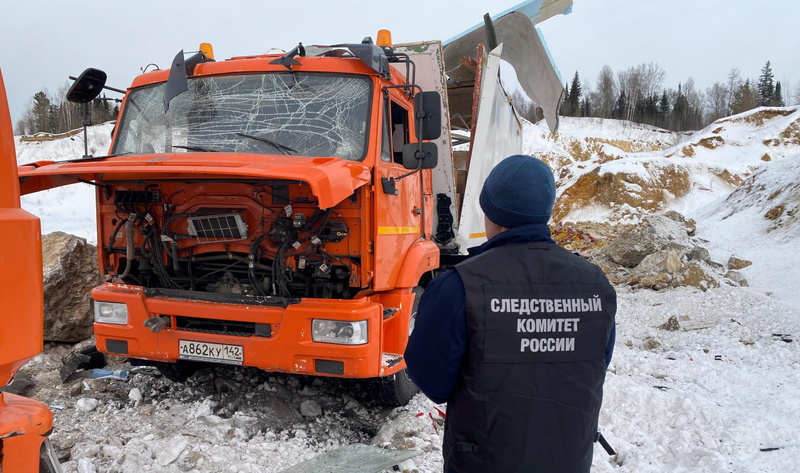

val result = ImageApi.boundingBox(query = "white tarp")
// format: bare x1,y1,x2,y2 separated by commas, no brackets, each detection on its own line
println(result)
455,45,523,253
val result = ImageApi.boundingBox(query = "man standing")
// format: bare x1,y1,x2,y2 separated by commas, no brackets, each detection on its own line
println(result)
405,155,616,473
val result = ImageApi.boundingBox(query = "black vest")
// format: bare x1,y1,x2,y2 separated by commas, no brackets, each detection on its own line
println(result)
447,242,616,473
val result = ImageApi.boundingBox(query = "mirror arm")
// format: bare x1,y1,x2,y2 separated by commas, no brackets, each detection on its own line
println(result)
68,76,125,95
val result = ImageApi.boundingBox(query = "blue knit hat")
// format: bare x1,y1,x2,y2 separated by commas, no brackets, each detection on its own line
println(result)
479,155,556,227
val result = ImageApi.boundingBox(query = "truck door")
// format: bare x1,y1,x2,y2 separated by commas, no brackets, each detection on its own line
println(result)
372,94,425,291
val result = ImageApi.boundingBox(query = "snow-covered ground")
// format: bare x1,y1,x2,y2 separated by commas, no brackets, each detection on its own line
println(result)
11,114,800,472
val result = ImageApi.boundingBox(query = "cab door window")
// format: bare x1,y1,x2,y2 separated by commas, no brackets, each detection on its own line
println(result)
380,99,410,164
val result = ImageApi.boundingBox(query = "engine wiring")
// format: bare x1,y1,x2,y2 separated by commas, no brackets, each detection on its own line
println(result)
105,183,355,300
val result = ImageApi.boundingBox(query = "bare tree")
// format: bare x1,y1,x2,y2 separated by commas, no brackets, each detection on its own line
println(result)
55,81,82,132
793,79,800,106
617,68,640,121
637,62,667,98
595,65,617,118
726,68,742,115
705,82,729,122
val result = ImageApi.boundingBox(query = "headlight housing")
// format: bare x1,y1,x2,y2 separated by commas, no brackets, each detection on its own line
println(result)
311,319,367,345
93,301,129,325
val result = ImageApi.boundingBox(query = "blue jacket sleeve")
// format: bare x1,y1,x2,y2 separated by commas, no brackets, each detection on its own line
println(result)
404,269,467,404
605,323,616,367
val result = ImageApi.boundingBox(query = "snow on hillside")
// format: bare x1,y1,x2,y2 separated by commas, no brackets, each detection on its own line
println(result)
696,153,800,307
16,124,113,243
530,107,800,225
12,114,800,472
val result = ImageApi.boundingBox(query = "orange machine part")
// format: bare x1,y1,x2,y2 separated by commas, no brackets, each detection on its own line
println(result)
0,70,44,387
0,70,52,471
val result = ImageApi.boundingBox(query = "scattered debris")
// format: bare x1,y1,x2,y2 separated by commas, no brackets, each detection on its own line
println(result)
659,316,681,331
60,345,107,382
772,333,793,343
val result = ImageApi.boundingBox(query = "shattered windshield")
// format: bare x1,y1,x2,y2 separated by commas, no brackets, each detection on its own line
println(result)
113,73,372,161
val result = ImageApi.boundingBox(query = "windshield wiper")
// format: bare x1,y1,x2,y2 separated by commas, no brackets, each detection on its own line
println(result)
171,145,216,152
57,152,133,163
236,132,296,155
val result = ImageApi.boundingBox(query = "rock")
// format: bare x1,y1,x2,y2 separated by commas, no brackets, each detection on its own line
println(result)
601,215,692,268
686,246,712,264
42,232,104,342
680,262,720,291
129,387,143,403
659,316,681,331
76,397,99,412
727,256,752,270
725,270,749,287
628,250,682,290
69,381,84,397
300,399,323,417
662,210,697,236
642,338,661,351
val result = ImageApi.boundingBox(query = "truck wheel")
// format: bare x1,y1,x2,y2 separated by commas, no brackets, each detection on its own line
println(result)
153,360,200,383
375,287,423,407
376,368,419,407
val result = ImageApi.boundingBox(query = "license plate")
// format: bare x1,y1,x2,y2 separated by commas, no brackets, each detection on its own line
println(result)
178,340,243,365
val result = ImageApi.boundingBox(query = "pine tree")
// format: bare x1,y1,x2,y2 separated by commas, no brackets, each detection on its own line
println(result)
47,104,60,133
31,91,52,134
560,82,571,116
671,83,690,131
568,71,582,117
757,61,775,106
773,81,784,106
658,90,670,126
732,79,758,114
613,89,627,119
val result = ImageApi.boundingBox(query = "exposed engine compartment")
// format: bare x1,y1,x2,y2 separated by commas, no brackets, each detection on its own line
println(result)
100,180,362,305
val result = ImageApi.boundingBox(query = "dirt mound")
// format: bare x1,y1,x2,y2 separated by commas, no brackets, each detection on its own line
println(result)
554,161,691,222
718,108,794,126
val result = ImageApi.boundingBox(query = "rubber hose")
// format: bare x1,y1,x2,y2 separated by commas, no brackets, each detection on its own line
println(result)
118,216,135,279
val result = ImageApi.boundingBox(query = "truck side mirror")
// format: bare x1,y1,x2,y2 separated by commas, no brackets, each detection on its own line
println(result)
66,68,107,103
402,142,438,170
414,91,441,141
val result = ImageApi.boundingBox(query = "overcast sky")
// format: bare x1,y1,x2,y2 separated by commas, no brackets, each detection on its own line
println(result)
2,0,799,124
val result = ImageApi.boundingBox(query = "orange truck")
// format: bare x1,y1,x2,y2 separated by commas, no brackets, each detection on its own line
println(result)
16,2,570,407
0,71,62,471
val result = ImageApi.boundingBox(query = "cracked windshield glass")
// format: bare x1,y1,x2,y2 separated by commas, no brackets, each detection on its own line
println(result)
113,73,371,161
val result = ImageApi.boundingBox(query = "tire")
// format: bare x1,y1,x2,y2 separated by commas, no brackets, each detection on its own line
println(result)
376,367,419,407
374,287,423,407
153,360,201,383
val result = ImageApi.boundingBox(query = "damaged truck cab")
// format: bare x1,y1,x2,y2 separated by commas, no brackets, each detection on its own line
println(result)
21,38,442,405
18,0,572,406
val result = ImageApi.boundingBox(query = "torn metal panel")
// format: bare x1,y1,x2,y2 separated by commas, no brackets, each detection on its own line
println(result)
443,5,569,134
455,45,524,253
444,0,574,45
392,42,457,247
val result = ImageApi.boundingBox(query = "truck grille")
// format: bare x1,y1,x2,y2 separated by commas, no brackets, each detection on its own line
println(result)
175,316,271,337
187,213,248,243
